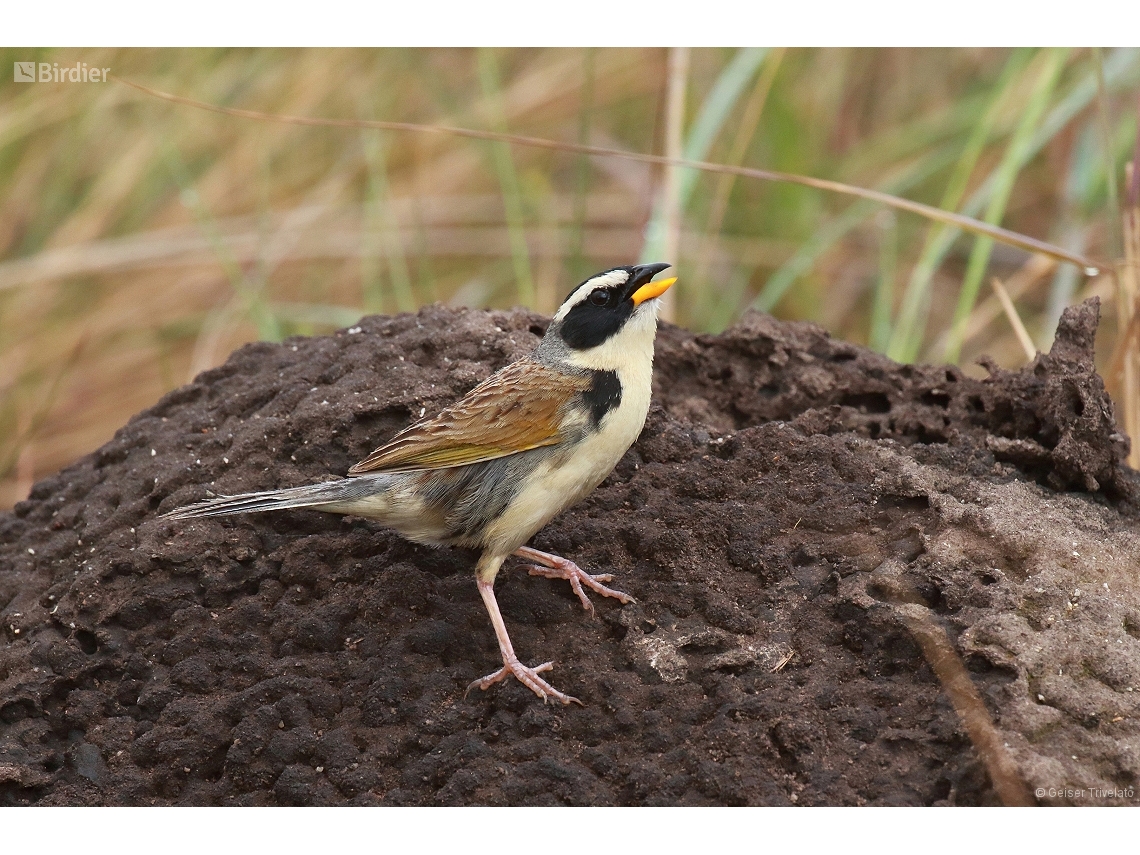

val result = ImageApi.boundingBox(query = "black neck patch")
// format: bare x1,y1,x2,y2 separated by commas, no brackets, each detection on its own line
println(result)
582,370,622,426
559,298,634,350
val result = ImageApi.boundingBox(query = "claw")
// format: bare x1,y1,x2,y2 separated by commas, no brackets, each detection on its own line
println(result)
465,659,582,706
515,546,635,611
469,548,633,706
472,575,586,705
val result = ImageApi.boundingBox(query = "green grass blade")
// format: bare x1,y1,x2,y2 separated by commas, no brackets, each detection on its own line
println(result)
886,47,1035,362
162,142,282,342
362,130,416,314
890,47,1140,362
753,144,957,313
1043,119,1103,341
943,48,1069,363
1093,47,1123,261
703,264,758,333
870,211,898,353
270,301,365,329
568,48,596,284
958,47,1140,225
749,48,1140,325
677,48,769,210
359,131,385,314
476,48,535,308
640,47,768,265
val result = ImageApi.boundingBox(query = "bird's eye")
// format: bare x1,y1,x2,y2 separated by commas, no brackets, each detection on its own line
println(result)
589,290,610,307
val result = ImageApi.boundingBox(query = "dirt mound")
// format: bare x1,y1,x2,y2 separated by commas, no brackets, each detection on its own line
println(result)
2,299,1139,806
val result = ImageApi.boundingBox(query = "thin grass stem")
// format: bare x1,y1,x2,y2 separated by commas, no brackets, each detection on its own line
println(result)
870,211,898,353
163,144,282,342
943,49,1070,363
886,48,1035,362
568,48,596,284
1094,48,1124,261
362,131,416,313
693,48,784,305
754,144,958,313
476,48,536,309
114,74,1107,276
991,277,1037,362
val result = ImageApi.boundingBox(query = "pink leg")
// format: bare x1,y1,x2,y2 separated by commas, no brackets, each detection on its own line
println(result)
466,577,582,706
514,545,635,612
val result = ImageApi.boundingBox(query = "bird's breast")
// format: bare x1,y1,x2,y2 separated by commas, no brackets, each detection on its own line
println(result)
481,360,653,557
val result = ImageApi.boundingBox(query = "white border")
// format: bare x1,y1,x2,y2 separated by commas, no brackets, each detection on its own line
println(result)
3,806,1139,851
3,1,1138,47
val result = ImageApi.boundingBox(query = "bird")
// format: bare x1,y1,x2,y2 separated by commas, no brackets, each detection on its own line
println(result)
162,262,677,705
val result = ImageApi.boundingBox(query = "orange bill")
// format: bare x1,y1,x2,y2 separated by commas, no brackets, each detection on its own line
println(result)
631,276,677,306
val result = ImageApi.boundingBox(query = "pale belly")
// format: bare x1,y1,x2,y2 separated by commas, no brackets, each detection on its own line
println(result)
482,387,650,557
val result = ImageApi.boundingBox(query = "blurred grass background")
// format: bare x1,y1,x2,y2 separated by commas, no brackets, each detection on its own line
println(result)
2,47,1139,509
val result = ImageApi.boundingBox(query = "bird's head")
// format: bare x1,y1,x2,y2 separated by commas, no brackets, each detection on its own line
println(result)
540,263,675,370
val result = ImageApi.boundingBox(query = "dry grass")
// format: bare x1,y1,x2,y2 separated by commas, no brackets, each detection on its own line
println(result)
2,47,1139,507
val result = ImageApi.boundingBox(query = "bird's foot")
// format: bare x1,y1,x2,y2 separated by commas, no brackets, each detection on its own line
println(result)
465,657,582,706
514,546,635,612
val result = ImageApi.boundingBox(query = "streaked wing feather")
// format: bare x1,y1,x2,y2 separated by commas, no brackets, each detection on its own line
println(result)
348,360,587,474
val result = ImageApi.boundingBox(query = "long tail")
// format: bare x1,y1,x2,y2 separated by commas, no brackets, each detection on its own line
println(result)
161,476,392,520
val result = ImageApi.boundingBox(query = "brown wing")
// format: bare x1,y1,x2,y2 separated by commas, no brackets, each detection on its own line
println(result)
348,359,589,475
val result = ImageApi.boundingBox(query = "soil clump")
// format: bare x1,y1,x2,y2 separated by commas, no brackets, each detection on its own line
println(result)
2,299,1138,805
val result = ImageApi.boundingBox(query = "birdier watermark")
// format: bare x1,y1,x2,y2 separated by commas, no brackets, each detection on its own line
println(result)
14,62,110,83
